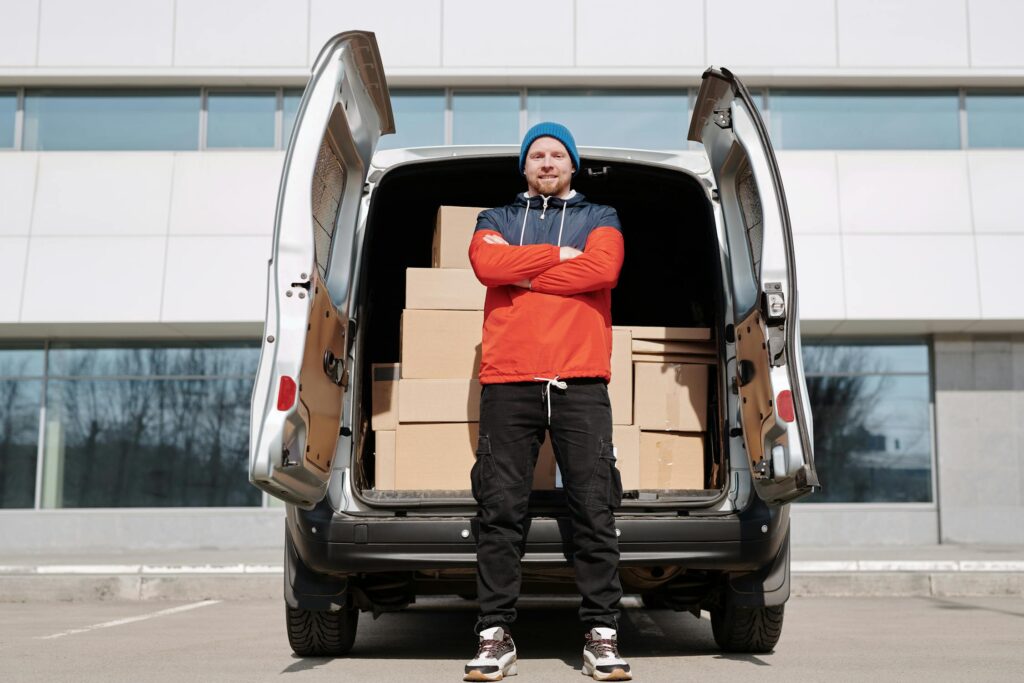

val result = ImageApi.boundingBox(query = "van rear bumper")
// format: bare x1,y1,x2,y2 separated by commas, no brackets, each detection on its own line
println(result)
287,500,789,576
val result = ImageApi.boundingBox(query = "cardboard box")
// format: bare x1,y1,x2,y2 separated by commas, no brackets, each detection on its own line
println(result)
608,328,633,425
394,422,478,490
615,326,711,341
375,430,396,489
371,363,400,430
433,206,488,269
400,309,483,379
633,353,717,366
398,378,481,422
633,362,708,432
405,268,486,311
632,339,715,356
613,424,640,490
533,438,559,490
639,431,704,489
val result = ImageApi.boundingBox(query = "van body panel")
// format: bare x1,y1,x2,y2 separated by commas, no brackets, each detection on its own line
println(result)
249,31,394,509
689,67,818,504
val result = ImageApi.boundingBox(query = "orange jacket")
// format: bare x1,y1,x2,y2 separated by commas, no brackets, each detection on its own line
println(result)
468,192,624,385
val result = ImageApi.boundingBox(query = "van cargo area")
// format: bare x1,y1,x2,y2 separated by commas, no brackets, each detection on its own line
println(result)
352,155,727,508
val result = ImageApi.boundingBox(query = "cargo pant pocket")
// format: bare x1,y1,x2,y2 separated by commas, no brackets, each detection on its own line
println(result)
585,438,623,510
470,434,504,505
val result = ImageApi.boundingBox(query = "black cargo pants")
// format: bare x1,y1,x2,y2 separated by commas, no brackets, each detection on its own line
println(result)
471,377,624,635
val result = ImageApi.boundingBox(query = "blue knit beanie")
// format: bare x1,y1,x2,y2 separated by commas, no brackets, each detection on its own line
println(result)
519,122,580,177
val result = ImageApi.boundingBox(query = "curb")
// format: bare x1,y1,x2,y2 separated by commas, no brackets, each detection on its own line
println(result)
1,563,1022,602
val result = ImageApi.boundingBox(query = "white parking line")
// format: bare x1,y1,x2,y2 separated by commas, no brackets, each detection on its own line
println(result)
36,600,221,640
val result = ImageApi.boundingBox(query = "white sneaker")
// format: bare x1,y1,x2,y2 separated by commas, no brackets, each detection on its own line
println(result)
582,627,632,681
464,626,518,681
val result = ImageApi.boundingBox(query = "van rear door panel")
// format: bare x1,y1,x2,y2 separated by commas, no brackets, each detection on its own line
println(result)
689,67,819,505
249,32,394,509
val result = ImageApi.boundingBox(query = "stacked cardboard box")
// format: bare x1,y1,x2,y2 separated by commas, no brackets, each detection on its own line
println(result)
372,206,714,494
614,325,716,490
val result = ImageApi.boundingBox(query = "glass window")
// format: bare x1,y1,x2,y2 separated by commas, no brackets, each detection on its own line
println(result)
0,92,15,148
377,90,446,151
39,342,260,508
453,92,520,145
283,88,303,144
768,90,961,150
0,347,45,508
23,89,200,151
206,91,276,148
527,90,689,151
800,342,933,504
966,92,1024,148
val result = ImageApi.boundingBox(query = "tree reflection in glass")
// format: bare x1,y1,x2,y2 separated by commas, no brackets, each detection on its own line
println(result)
802,343,933,503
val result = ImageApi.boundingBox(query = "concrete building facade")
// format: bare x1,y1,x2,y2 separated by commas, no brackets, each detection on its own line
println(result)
2,0,1024,551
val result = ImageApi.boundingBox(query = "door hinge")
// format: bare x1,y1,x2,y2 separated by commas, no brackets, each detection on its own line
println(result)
713,108,732,129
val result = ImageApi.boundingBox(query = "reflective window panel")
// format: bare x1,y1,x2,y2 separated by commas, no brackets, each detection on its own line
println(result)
0,92,15,148
283,88,303,144
527,90,689,151
0,347,44,508
377,90,445,151
42,378,259,508
800,342,933,503
23,89,201,151
206,91,276,148
453,92,520,145
768,90,961,150
966,92,1024,148
47,342,260,378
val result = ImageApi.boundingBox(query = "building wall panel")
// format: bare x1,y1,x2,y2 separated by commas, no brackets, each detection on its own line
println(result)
0,0,40,66
706,0,836,68
0,154,38,236
842,234,980,319
576,0,703,67
20,236,165,322
174,0,307,67
32,153,174,236
38,0,174,67
442,0,574,67
837,153,971,234
837,0,969,68
309,0,442,68
168,152,281,236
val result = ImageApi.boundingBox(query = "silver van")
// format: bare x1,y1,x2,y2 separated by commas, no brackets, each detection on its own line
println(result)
249,31,819,657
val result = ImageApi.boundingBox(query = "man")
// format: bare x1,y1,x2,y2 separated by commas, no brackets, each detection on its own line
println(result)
463,122,631,682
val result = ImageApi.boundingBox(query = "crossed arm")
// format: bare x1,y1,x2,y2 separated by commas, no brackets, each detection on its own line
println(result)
468,226,624,296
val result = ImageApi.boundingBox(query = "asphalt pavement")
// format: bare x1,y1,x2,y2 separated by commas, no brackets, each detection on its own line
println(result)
2,595,1022,682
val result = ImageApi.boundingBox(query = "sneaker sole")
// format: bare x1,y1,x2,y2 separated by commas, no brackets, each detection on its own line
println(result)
464,660,518,681
582,661,632,681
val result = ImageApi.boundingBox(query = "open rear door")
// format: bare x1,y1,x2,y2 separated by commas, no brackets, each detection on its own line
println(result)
688,67,818,505
249,32,394,509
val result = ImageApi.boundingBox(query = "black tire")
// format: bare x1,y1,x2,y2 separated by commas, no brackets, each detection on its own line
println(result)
710,603,784,653
286,602,359,657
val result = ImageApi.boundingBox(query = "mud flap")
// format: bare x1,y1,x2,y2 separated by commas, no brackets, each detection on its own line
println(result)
723,526,791,608
284,528,349,611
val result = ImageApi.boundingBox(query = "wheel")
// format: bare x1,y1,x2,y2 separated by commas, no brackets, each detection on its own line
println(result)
286,601,359,657
710,603,784,653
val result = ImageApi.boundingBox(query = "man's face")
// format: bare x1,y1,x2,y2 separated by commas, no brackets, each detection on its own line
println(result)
524,136,574,197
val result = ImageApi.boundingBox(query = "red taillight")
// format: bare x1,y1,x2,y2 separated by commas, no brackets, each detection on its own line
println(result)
277,376,297,411
776,389,795,422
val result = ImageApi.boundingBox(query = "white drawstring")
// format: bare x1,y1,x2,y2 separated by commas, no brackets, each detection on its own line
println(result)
518,198,530,245
519,195,569,248
534,375,568,424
